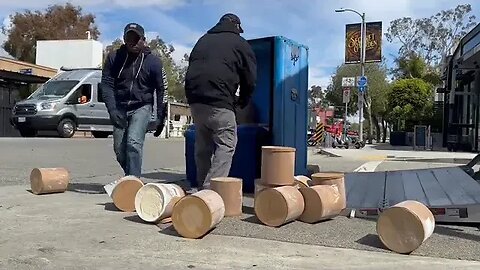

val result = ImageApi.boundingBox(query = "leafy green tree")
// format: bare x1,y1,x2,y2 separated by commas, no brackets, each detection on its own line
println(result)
308,85,328,108
387,78,434,131
392,52,442,85
2,3,100,63
385,4,476,68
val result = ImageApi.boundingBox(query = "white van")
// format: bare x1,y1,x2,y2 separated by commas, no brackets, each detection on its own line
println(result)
10,67,157,138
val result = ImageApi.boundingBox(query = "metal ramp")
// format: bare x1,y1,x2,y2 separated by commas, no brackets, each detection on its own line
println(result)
345,167,480,223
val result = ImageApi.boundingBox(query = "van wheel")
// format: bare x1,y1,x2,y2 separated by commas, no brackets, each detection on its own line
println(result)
19,128,37,137
57,118,76,138
92,131,111,138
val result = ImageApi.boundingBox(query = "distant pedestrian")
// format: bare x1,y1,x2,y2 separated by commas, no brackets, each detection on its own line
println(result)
185,13,257,189
101,22,168,177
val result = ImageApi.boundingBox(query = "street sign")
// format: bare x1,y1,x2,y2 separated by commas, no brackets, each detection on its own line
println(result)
357,76,368,87
343,87,351,103
342,77,355,87
358,86,366,93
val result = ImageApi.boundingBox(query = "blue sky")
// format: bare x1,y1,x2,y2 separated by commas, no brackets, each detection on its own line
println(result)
1,0,479,90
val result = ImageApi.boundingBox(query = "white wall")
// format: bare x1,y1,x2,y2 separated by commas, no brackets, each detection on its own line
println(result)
36,40,103,70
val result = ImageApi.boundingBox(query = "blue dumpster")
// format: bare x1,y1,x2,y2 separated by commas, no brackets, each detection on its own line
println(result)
248,36,309,176
185,124,270,193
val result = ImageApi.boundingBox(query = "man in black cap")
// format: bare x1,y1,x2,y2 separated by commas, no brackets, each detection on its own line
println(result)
101,22,168,177
185,13,257,189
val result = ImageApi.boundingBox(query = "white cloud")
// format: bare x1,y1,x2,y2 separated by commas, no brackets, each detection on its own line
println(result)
170,42,192,66
0,16,12,58
309,66,333,89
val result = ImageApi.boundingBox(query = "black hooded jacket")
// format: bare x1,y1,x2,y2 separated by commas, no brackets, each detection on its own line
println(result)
101,45,167,122
185,20,257,111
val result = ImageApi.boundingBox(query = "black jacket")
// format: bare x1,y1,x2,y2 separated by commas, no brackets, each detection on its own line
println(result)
101,45,167,122
185,20,257,112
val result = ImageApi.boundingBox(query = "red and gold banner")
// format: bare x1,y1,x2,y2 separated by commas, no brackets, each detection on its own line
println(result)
345,21,382,63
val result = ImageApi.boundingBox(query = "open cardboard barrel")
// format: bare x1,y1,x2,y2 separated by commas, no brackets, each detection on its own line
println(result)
294,175,311,189
376,200,435,254
261,146,296,186
111,176,144,212
172,189,225,239
30,168,70,195
135,183,185,223
311,172,346,209
254,186,304,227
210,177,243,217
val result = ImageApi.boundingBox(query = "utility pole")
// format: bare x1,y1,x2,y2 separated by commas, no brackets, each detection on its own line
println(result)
359,12,366,143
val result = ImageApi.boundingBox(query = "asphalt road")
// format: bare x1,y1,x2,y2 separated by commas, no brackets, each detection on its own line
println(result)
2,137,480,262
0,136,186,188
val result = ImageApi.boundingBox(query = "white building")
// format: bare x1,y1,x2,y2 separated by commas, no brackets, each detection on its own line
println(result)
35,39,103,70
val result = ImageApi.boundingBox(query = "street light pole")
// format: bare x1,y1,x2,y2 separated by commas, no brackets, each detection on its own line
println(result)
359,12,366,143
335,8,366,142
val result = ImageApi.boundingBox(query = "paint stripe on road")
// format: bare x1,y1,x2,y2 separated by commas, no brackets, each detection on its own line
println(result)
353,161,383,172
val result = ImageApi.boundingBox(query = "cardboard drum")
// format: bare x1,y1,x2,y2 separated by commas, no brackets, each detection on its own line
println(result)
254,186,304,227
30,167,70,195
376,200,435,254
261,146,296,186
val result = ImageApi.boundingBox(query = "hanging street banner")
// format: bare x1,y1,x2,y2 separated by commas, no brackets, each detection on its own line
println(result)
344,21,382,64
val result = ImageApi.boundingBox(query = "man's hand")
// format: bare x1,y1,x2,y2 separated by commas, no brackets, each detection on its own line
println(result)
110,111,127,129
153,122,165,137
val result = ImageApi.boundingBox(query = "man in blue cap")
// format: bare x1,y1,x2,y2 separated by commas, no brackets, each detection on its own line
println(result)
101,22,168,177
185,13,257,189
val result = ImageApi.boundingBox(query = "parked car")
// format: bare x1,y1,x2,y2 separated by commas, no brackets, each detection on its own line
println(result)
10,67,157,138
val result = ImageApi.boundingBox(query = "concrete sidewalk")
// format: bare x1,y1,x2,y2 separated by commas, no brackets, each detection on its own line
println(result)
1,185,479,269
317,144,477,162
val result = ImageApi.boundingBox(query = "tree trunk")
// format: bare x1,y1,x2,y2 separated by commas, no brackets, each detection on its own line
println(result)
382,119,387,143
373,115,381,142
366,95,374,144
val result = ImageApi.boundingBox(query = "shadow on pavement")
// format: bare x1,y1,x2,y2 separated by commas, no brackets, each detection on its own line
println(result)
68,183,106,194
356,234,389,251
241,215,267,226
96,202,121,212
123,215,152,225
141,171,186,182
434,226,480,242
242,205,255,215
158,225,182,238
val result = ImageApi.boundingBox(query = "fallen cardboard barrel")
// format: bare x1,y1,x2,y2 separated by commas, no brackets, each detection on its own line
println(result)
254,186,304,227
30,168,70,195
135,183,185,223
261,146,296,186
311,172,346,209
376,200,435,254
298,185,343,223
111,176,144,212
172,189,225,239
210,177,243,217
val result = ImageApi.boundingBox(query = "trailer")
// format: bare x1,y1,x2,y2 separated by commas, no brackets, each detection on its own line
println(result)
345,163,480,224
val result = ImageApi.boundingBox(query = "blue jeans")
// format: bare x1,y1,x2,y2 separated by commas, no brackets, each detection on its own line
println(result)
113,104,152,177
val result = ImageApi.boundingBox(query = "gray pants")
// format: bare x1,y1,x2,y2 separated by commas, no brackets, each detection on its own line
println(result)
190,103,237,189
